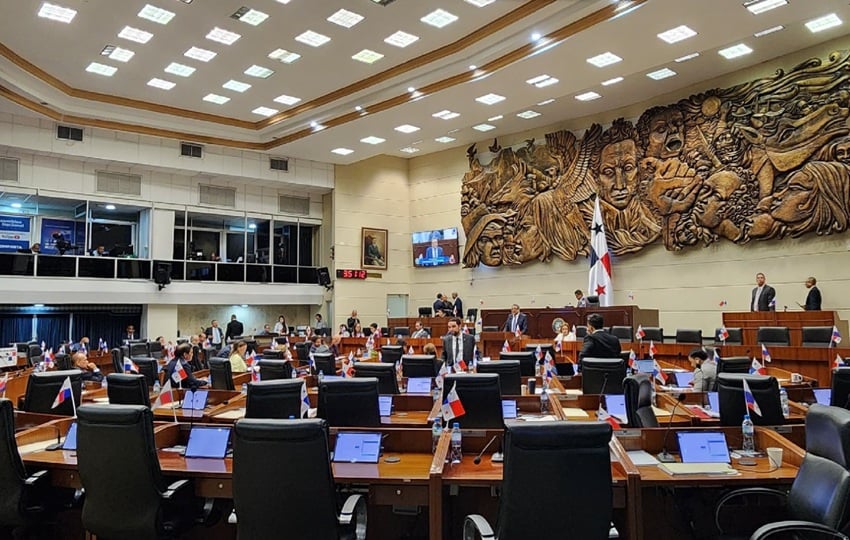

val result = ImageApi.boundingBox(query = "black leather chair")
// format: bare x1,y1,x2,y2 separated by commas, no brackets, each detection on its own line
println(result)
609,326,633,343
463,422,613,540
714,327,743,345
623,374,658,428
575,326,588,339
585,295,600,307
418,307,432,317
120,345,130,362
476,360,522,396
54,353,71,371
442,374,503,429
132,358,159,389
641,327,664,342
148,340,163,358
466,308,478,321
581,358,626,395
22,370,82,416
106,373,150,407
129,342,149,358
757,326,790,346
293,342,310,362
717,373,784,426
231,419,366,539
675,329,702,344
380,345,403,365
380,327,390,338
313,353,336,376
318,378,380,427
0,398,49,533
831,367,850,409
717,356,751,375
401,354,438,378
245,379,305,419
715,404,850,539
391,327,409,337
500,351,537,377
110,348,124,373
802,326,833,348
209,358,235,391
261,350,283,360
256,360,292,381
353,362,399,394
26,345,42,367
76,404,197,539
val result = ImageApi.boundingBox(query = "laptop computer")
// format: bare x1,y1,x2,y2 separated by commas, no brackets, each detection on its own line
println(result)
62,422,78,451
332,432,382,463
813,388,831,406
604,394,628,423
182,389,209,410
674,372,694,388
379,395,393,417
184,426,231,459
501,399,518,419
636,359,655,374
676,431,731,463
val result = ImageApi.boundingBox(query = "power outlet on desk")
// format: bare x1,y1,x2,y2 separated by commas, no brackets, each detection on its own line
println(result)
614,429,641,439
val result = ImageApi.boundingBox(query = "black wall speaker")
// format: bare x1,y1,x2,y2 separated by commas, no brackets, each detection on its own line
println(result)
317,267,331,286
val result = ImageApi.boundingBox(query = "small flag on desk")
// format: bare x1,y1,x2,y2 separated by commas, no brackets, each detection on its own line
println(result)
153,380,174,409
502,340,511,353
835,354,845,369
761,344,771,363
251,365,261,382
44,348,55,368
651,359,667,384
124,356,139,373
442,383,466,422
596,404,620,430
749,358,767,375
342,356,354,378
98,338,105,350
534,345,543,362
300,381,310,418
396,358,403,379
554,339,561,353
408,345,414,355
713,348,721,363
462,325,470,335
515,327,522,339
743,377,762,416
436,362,449,388
41,341,46,352
51,376,73,409
628,350,637,370
0,373,7,398
455,357,468,373
635,325,645,341
648,340,658,358
172,361,188,384
833,326,842,346
718,326,729,342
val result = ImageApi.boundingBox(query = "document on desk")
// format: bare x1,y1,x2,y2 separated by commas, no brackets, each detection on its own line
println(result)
17,439,58,455
627,450,660,466
651,406,673,417
522,414,559,422
213,408,245,420
561,407,590,418
658,463,738,476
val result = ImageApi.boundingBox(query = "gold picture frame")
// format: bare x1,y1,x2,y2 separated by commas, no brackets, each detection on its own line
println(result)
361,227,388,270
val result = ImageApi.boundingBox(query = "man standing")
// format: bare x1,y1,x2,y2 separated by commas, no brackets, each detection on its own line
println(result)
433,294,450,316
225,314,244,341
503,304,528,334
579,313,621,362
206,320,223,348
411,321,430,339
347,310,360,332
451,292,463,319
441,317,474,368
798,276,822,311
751,272,776,312
574,289,588,308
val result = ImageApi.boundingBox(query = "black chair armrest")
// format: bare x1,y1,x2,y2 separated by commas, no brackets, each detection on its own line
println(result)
162,479,191,500
751,520,849,540
715,487,788,534
24,469,48,486
21,469,50,514
463,514,495,540
338,494,367,540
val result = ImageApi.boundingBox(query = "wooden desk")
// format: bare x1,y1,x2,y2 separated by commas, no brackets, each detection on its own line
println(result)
723,310,847,347
481,306,659,339
388,317,452,339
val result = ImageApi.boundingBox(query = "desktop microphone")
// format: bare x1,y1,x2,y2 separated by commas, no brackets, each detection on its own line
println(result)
597,373,609,399
656,393,686,463
44,423,64,451
473,435,500,465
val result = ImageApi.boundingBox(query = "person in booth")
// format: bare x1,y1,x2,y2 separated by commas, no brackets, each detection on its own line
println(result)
441,317,474,368
687,348,717,392
123,324,137,342
166,343,208,389
73,352,103,383
411,321,430,339
503,304,528,334
351,323,365,338
578,313,621,364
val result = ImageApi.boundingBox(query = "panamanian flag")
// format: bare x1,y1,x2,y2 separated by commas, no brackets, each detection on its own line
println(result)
441,383,466,422
588,197,613,307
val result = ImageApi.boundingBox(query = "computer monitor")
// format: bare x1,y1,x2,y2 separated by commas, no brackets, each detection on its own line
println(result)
717,374,784,426
401,354,437,378
813,388,832,406
581,358,626,395
318,378,380,427
185,426,231,459
677,432,731,463
332,432,382,463
499,351,537,377
62,422,78,451
441,374,503,429
673,371,694,388
476,360,522,395
353,362,399,394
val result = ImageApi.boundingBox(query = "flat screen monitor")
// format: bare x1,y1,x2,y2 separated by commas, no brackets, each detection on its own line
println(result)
379,395,393,417
62,422,78,451
677,431,731,463
813,388,831,406
185,426,231,459
604,394,627,422
182,389,209,410
412,228,459,267
407,377,432,394
333,432,382,463
501,399,517,419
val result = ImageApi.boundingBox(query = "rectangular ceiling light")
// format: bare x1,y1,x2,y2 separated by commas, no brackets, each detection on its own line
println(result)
244,65,274,78
754,25,784,37
586,51,622,67
331,148,354,156
744,0,787,15
295,30,331,47
646,67,677,80
601,76,623,86
421,9,458,28
473,124,495,132
806,13,842,33
86,62,117,76
232,7,269,26
517,110,541,119
575,91,601,101
118,26,154,43
206,27,241,45
525,74,558,88
718,43,753,59
475,93,505,105
465,0,496,6
185,46,216,62
657,25,697,44
384,30,419,48
432,110,460,120
674,52,700,62
148,78,176,89
164,62,196,77
435,136,456,143
352,49,384,64
203,93,230,104
487,115,503,121
537,99,555,105
268,49,300,63
223,79,251,92
108,47,135,62
273,94,301,105
138,4,175,24
38,2,77,23
394,124,420,133
252,106,279,117
360,136,386,145
327,9,364,28
399,146,420,154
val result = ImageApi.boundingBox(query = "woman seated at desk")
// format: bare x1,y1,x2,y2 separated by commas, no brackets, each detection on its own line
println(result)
338,324,350,338
309,335,330,355
228,340,249,373
351,323,365,338
73,352,103,383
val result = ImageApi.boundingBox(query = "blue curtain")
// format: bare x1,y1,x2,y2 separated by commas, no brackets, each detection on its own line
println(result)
73,313,139,351
35,315,69,350
0,315,34,345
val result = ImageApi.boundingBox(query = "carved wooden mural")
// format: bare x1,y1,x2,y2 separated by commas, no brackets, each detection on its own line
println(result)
461,51,850,267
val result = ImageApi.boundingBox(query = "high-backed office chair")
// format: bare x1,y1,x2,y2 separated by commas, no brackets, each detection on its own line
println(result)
129,342,149,358
714,327,743,345
256,360,292,381
22,370,82,416
717,356,751,375
717,374,784,426
757,326,790,346
380,345,403,365
623,374,658,428
0,398,49,533
463,422,613,540
575,326,588,339
466,308,478,321
261,350,283,360
209,359,236,391
106,374,150,407
54,353,71,371
392,327,409,337
610,326,633,343
802,326,833,348
318,378,380,427
418,307,432,317
401,354,438,378
442,374,503,429
132,358,159,389
675,329,703,344
500,351,537,377
380,327,389,338
26,345,42,367
585,295,600,307
353,363,399,394
476,360,522,396
715,404,850,539
831,368,850,409
232,419,366,540
293,342,310,361
581,358,626,395
312,353,336,376
641,327,664,342
423,327,432,337
148,340,163,358
110,348,123,373
245,380,304,419
76,404,198,539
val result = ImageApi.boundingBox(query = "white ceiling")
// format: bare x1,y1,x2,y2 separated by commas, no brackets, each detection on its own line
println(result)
1,0,849,165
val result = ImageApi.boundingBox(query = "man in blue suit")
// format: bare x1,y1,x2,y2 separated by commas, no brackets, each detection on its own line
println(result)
425,237,444,260
503,304,528,334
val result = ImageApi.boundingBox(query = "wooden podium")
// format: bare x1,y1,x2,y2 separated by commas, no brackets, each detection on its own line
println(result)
722,311,848,346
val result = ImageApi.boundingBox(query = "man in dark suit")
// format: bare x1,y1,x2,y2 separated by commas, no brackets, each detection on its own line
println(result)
122,324,137,342
225,314,244,341
205,320,224,348
579,313,621,362
425,237,444,260
441,318,475,368
750,272,776,312
799,276,822,311
433,293,450,316
503,304,528,334
451,292,463,319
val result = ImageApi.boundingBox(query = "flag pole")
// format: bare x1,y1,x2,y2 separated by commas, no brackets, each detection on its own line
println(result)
170,384,178,423
71,385,77,418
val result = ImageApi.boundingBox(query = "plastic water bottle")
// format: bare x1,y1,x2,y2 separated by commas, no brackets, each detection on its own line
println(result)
540,380,550,414
318,370,324,384
432,386,441,402
780,388,790,418
432,417,443,453
742,414,755,454
153,381,160,394
241,383,247,395
450,422,462,463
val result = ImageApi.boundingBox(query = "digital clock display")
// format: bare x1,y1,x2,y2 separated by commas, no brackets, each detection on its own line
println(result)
336,269,368,280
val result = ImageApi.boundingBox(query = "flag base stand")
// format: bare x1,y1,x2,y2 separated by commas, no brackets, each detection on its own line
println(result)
738,458,757,466
656,451,677,463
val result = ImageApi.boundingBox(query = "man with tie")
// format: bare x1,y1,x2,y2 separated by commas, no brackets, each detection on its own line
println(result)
503,304,528,334
205,319,224,349
451,292,463,319
750,272,776,312
441,317,474,368
411,320,430,339
574,289,588,308
123,324,137,342
579,313,621,363
425,237,444,260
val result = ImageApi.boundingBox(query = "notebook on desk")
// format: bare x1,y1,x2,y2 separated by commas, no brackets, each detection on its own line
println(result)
185,426,231,459
332,432,381,463
658,462,737,476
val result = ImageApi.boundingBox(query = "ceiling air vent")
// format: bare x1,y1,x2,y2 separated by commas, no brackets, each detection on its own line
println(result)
57,125,83,141
199,185,236,208
180,142,203,158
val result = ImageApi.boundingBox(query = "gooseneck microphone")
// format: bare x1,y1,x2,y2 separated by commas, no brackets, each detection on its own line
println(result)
657,393,686,463
473,435,500,465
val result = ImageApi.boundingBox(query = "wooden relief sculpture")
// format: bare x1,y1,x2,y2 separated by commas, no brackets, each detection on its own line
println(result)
461,51,850,267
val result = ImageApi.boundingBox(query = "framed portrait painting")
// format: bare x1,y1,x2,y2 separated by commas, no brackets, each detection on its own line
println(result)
362,227,388,270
